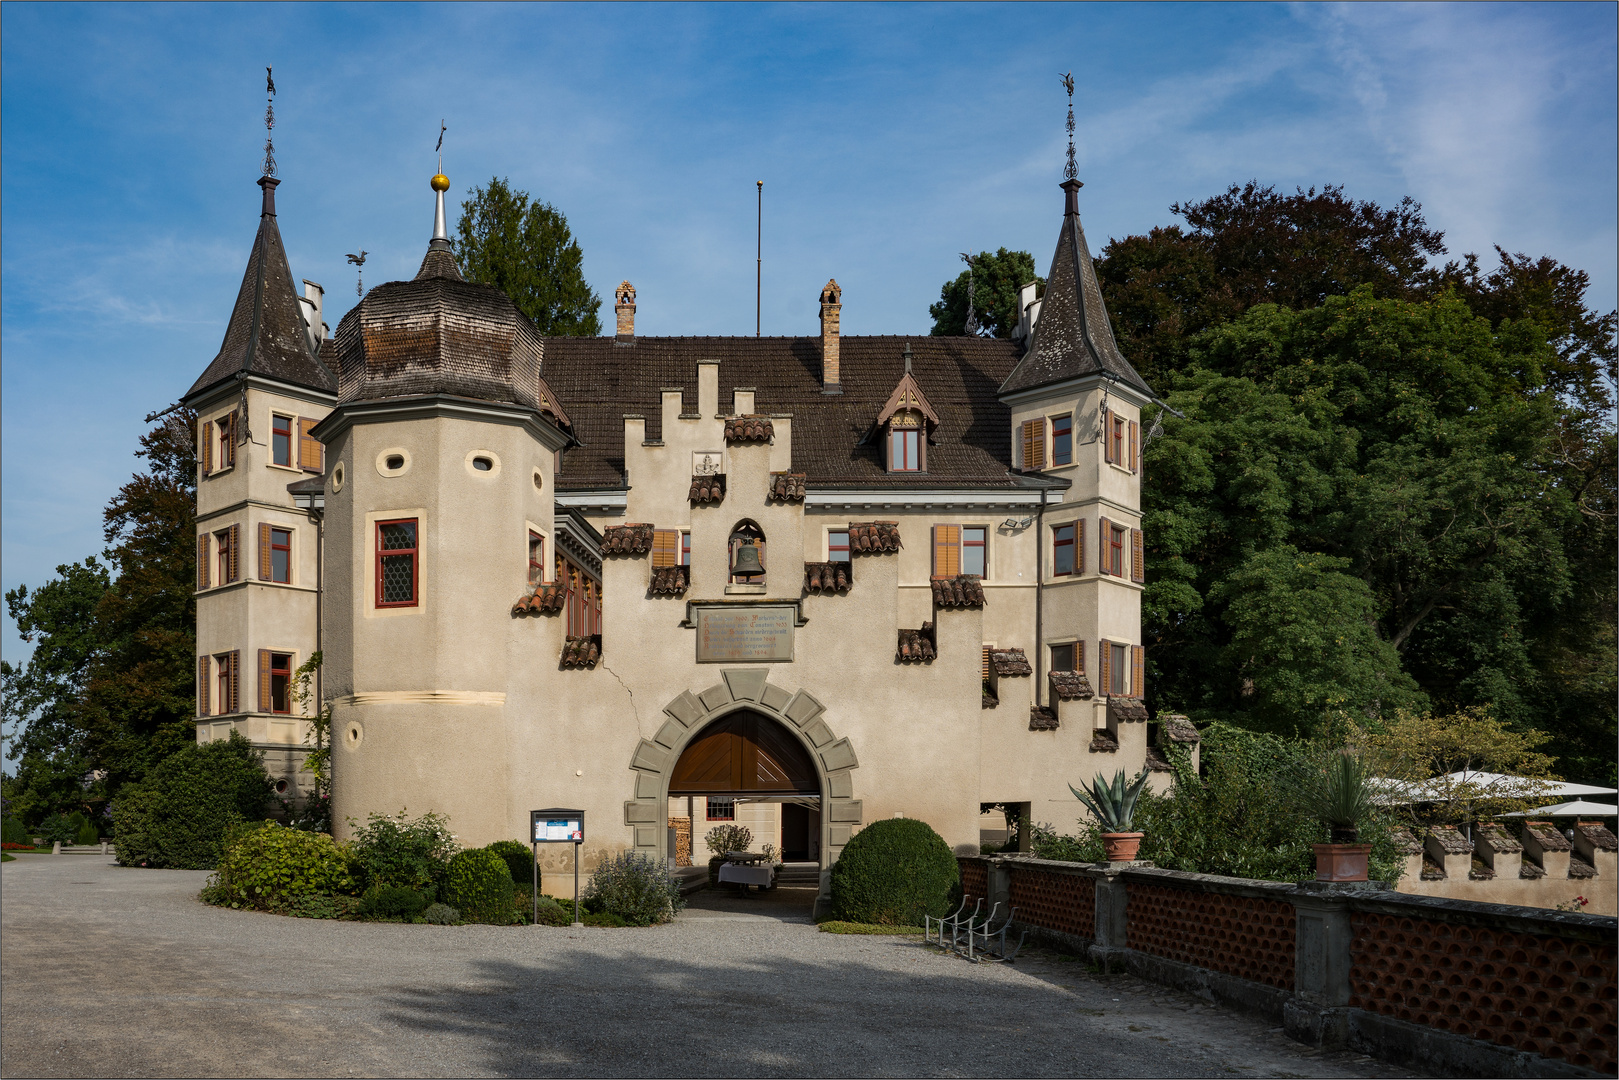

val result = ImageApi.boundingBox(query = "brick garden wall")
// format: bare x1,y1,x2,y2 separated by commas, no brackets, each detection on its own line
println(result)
1126,882,1295,990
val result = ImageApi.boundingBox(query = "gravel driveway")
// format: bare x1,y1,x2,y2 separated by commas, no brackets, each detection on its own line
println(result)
1,855,1420,1078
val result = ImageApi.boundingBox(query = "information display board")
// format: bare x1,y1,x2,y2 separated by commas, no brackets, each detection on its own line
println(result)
695,605,795,662
529,808,585,927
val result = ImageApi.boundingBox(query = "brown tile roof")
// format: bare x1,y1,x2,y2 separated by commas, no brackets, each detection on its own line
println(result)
1569,855,1597,879
1420,856,1446,881
538,335,1035,490
512,583,566,616
1518,860,1545,879
601,523,654,555
1029,706,1059,731
724,415,773,443
1389,829,1422,856
848,521,902,553
1001,184,1153,399
803,561,851,595
1576,821,1618,851
1107,699,1148,724
931,575,985,608
897,624,935,663
1049,669,1093,700
1144,746,1173,773
981,691,998,709
1524,821,1573,852
1469,857,1495,881
1428,825,1473,855
1474,824,1522,855
1089,729,1119,752
560,635,600,669
648,565,689,596
989,649,1032,677
768,472,806,502
186,178,336,401
689,474,726,504
1159,714,1200,743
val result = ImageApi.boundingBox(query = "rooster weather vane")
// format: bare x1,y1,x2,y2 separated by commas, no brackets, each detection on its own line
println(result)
1061,71,1078,183
262,67,277,178
347,250,368,297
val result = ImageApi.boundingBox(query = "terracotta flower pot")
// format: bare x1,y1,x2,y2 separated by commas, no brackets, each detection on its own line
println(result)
1314,843,1372,882
1101,832,1144,862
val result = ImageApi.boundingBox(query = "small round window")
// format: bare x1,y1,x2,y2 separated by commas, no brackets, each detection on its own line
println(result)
472,456,493,472
386,455,405,470
532,467,544,490
332,462,346,492
377,448,412,477
274,779,289,795
463,449,502,478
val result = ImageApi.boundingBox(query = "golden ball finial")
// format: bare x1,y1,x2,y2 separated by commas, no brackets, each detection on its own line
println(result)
431,173,450,192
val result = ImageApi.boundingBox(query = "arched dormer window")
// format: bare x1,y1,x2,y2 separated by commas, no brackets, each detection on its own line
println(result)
876,345,940,474
727,521,766,588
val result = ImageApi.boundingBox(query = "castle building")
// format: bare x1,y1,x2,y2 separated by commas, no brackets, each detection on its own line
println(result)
182,160,1194,904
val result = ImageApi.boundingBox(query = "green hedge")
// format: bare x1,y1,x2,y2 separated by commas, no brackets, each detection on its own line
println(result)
485,839,535,886
213,822,355,909
829,818,959,926
445,848,517,924
112,734,274,870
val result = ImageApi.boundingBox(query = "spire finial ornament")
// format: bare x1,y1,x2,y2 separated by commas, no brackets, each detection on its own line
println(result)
1060,71,1077,183
903,340,913,374
262,67,277,178
430,120,451,245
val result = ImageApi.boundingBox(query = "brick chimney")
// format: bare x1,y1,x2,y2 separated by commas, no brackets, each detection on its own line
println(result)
819,279,842,393
615,281,636,342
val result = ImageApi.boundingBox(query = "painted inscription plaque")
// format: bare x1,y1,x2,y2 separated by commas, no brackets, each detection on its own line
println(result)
696,606,795,663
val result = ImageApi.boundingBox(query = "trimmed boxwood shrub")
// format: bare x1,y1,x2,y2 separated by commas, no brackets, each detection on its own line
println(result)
360,884,432,919
424,902,460,925
585,851,684,926
113,733,274,869
485,839,535,886
213,822,355,909
533,895,571,926
1,817,30,846
829,818,959,926
444,848,517,924
346,810,457,892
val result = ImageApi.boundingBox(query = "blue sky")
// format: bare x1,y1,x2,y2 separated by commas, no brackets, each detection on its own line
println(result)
3,2,1616,678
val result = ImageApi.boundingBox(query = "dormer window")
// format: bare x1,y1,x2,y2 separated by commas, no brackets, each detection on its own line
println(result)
888,413,923,472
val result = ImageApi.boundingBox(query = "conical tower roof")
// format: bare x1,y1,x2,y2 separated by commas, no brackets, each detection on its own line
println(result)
185,177,336,400
1000,180,1152,398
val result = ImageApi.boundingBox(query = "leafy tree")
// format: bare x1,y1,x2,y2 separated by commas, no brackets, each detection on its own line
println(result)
455,177,601,336
1359,707,1559,826
111,731,273,869
928,248,1040,338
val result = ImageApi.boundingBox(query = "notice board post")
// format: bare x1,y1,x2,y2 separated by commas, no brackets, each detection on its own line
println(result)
530,808,585,927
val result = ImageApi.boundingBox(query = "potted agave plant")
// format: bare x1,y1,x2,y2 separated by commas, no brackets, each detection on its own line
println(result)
1310,752,1373,882
1070,769,1150,861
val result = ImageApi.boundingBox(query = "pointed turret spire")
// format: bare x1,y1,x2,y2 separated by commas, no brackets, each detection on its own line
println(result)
415,163,465,282
998,81,1152,399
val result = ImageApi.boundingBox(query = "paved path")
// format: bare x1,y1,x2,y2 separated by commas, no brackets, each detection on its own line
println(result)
1,855,1422,1078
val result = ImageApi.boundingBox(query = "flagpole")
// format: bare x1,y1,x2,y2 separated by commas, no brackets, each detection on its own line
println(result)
755,181,763,337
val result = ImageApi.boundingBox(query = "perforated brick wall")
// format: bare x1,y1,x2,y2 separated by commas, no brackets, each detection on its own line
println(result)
1349,912,1618,1074
1007,868,1095,939
1125,883,1296,990
960,860,988,904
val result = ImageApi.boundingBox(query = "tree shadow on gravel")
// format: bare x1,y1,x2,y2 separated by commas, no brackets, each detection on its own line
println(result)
377,943,1223,1078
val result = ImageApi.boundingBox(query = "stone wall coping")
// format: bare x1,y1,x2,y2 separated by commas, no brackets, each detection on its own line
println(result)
1116,865,1302,902
1343,887,1618,941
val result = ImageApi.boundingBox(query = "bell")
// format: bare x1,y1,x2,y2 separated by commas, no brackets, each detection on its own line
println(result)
731,540,764,577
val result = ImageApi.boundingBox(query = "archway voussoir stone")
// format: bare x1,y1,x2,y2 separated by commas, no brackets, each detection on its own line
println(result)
721,668,768,703
784,690,825,727
664,690,704,727
624,799,660,824
653,719,685,749
826,770,854,799
631,739,670,773
829,799,863,823
820,738,858,772
802,718,834,748
634,772,662,799
699,684,732,712
761,683,793,713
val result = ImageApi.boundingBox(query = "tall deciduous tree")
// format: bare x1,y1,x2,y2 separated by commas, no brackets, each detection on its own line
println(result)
928,248,1040,338
455,177,602,336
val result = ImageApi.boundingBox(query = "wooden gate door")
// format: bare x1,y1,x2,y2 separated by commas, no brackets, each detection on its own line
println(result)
668,710,819,795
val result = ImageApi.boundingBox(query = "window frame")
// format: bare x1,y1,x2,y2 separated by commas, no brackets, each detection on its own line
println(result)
528,531,546,585
271,413,294,468
706,797,736,822
1110,642,1130,696
268,652,293,714
1050,642,1076,672
1051,413,1073,466
1108,523,1127,577
961,526,987,578
889,426,921,472
681,531,691,567
828,529,850,563
215,528,233,585
269,527,292,584
375,518,420,609
1052,523,1076,577
1110,414,1126,466
214,652,234,715
558,553,602,636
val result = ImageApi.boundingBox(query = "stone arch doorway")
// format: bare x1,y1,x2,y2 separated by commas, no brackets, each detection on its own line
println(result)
623,669,862,897
670,710,822,863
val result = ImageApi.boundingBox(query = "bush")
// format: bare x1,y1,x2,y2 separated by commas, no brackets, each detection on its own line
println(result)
444,848,517,924
37,813,81,845
113,734,275,869
585,850,684,926
532,895,571,926
424,902,460,925
360,884,432,919
485,839,534,886
75,819,100,846
1,817,29,846
704,824,752,856
830,818,959,926
213,822,356,909
582,910,628,927
346,810,458,892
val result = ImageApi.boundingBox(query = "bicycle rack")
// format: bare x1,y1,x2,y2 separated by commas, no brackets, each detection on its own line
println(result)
926,896,970,947
965,903,1028,963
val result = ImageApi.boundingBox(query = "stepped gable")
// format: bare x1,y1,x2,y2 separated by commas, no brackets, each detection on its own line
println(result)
539,335,1028,491
1000,180,1153,398
187,177,336,400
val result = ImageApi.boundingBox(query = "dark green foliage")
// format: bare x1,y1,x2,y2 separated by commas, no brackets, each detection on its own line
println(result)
75,818,99,845
485,839,534,886
582,910,627,928
444,848,518,925
584,851,683,926
423,902,460,925
532,895,570,926
1,817,29,845
37,813,82,845
360,884,432,919
345,810,457,892
111,732,273,869
829,818,960,926
455,177,601,336
1309,753,1372,832
1069,770,1149,832
213,821,355,908
929,248,1040,338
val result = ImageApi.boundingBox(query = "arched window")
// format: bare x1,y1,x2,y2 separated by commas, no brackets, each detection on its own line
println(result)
727,521,766,586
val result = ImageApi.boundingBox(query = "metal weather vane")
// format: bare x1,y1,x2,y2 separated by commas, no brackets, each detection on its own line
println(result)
960,252,982,336
262,67,277,178
1061,71,1077,182
347,250,368,297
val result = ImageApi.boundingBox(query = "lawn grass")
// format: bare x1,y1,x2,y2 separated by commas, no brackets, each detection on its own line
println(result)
1,854,13,862
817,920,926,935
